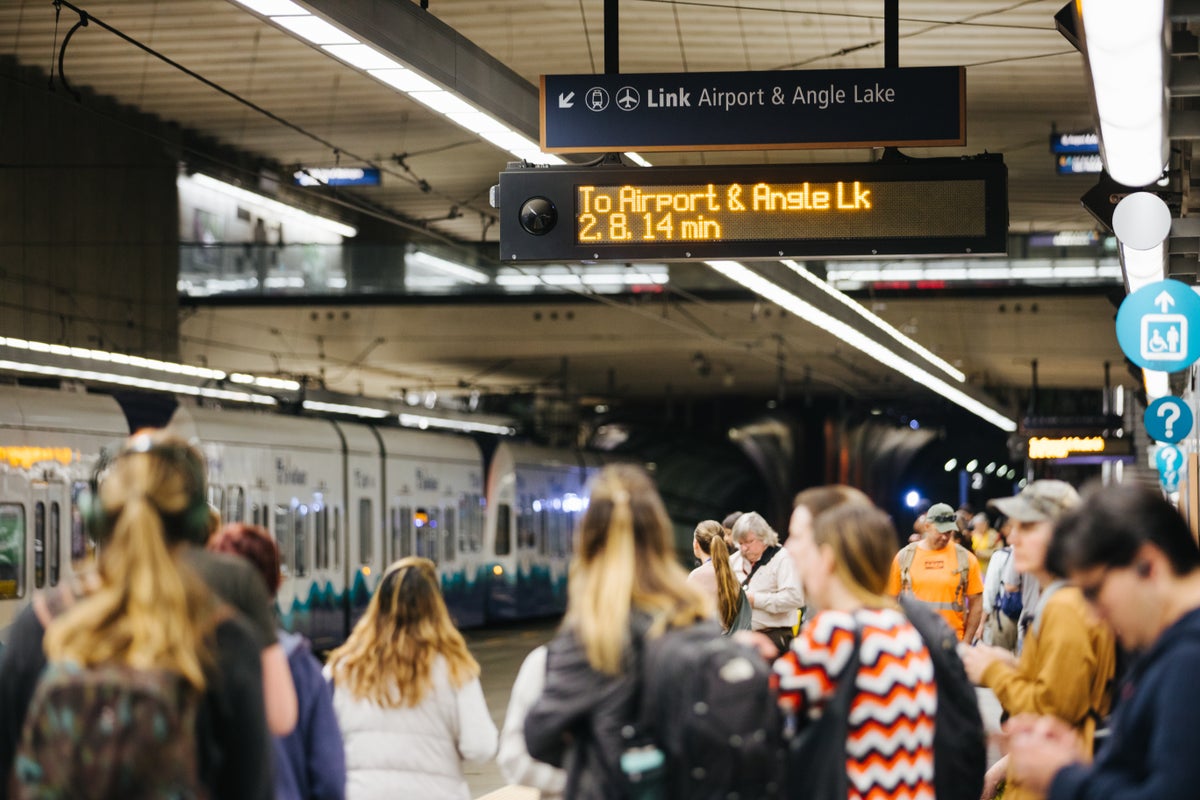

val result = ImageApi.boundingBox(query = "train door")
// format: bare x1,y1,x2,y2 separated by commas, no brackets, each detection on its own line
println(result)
29,480,67,594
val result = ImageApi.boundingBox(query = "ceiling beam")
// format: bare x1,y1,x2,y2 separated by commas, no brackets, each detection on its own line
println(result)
300,0,540,139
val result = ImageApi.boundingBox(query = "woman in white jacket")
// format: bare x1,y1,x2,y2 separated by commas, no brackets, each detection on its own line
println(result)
325,556,497,800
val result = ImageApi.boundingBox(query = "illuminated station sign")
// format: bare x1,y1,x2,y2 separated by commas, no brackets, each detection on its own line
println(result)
496,158,1007,262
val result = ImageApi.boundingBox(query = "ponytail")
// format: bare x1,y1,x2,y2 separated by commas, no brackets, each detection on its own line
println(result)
569,486,636,675
709,536,742,631
44,448,214,689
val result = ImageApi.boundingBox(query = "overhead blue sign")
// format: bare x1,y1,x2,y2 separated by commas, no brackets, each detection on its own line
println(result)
1156,444,1183,492
540,67,965,152
1115,279,1200,371
1145,397,1194,443
293,167,381,187
1050,130,1100,154
1055,154,1103,175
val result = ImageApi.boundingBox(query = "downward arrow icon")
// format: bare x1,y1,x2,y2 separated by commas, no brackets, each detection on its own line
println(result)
559,91,575,109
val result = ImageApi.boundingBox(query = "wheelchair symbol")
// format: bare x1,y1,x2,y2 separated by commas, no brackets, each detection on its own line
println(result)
1141,314,1187,363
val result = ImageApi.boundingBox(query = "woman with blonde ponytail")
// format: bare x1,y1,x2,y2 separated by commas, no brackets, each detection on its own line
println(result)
0,431,273,800
525,464,710,799
324,556,497,800
688,520,752,633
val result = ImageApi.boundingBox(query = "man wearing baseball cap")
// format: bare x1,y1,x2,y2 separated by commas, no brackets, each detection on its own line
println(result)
888,501,985,640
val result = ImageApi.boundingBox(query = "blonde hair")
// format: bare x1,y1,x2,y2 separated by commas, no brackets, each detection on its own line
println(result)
568,464,709,675
813,502,898,609
43,433,215,689
695,520,741,631
327,557,478,707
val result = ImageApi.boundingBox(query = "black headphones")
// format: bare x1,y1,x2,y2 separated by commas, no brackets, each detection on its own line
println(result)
79,434,210,545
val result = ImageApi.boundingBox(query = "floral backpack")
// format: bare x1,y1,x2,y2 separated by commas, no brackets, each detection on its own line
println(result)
10,585,207,800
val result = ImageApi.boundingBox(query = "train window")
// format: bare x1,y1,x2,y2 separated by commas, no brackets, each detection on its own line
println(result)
70,482,89,561
472,494,485,552
388,507,398,562
226,487,245,524
251,503,262,527
314,505,326,570
332,506,341,568
49,502,60,586
358,498,372,565
415,507,434,565
538,508,549,557
517,497,533,550
495,503,511,556
208,486,225,521
295,505,308,578
275,505,293,578
443,507,456,564
399,506,413,560
0,503,27,599
34,502,45,589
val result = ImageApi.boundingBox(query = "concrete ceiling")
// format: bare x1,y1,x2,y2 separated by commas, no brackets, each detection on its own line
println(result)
2,0,1136,412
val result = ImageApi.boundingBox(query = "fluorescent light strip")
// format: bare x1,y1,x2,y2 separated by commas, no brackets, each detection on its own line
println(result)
186,174,357,237
1144,370,1170,401
232,1,565,166
302,400,391,418
824,264,1122,284
0,360,276,405
399,413,516,436
1080,0,1166,187
1,337,226,380
781,261,965,382
623,152,653,167
407,251,490,284
230,373,302,391
706,261,1016,432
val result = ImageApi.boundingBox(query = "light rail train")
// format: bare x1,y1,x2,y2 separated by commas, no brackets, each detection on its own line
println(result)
0,385,599,648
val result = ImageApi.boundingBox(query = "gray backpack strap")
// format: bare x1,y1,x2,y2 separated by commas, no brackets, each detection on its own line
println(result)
1030,580,1067,637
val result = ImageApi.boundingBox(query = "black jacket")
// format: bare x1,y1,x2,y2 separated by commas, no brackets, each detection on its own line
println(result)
525,617,651,800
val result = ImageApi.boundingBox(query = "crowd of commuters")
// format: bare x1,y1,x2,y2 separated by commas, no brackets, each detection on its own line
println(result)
2,429,1199,799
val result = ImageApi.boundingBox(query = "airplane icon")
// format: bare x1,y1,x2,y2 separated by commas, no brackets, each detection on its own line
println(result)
616,87,640,111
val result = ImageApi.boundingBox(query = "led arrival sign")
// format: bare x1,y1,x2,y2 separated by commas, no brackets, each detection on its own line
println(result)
496,158,1007,262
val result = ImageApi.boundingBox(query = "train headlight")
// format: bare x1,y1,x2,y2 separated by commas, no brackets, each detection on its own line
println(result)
492,564,504,576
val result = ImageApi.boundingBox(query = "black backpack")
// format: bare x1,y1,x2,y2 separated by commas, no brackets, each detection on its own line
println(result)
639,621,783,800
899,595,986,800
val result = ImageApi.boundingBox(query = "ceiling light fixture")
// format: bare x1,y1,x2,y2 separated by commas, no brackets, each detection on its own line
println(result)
1077,0,1167,187
301,400,391,418
185,173,357,237
0,360,276,405
231,0,569,167
706,261,1017,432
398,413,516,436
407,251,490,284
781,260,964,382
1144,369,1171,400
1112,191,1171,292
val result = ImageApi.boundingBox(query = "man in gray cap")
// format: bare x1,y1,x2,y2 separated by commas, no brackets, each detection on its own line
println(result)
888,501,984,641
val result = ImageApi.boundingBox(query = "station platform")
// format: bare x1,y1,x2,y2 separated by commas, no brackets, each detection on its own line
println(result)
463,618,560,799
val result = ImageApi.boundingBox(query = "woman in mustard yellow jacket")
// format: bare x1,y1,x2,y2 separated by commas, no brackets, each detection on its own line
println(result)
961,481,1116,800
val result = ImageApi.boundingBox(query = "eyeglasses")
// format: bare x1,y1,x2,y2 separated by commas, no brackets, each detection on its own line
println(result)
1078,566,1112,604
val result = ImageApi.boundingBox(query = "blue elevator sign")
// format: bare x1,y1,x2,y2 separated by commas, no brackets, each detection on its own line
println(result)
1145,396,1193,444
540,67,966,153
1115,280,1200,371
